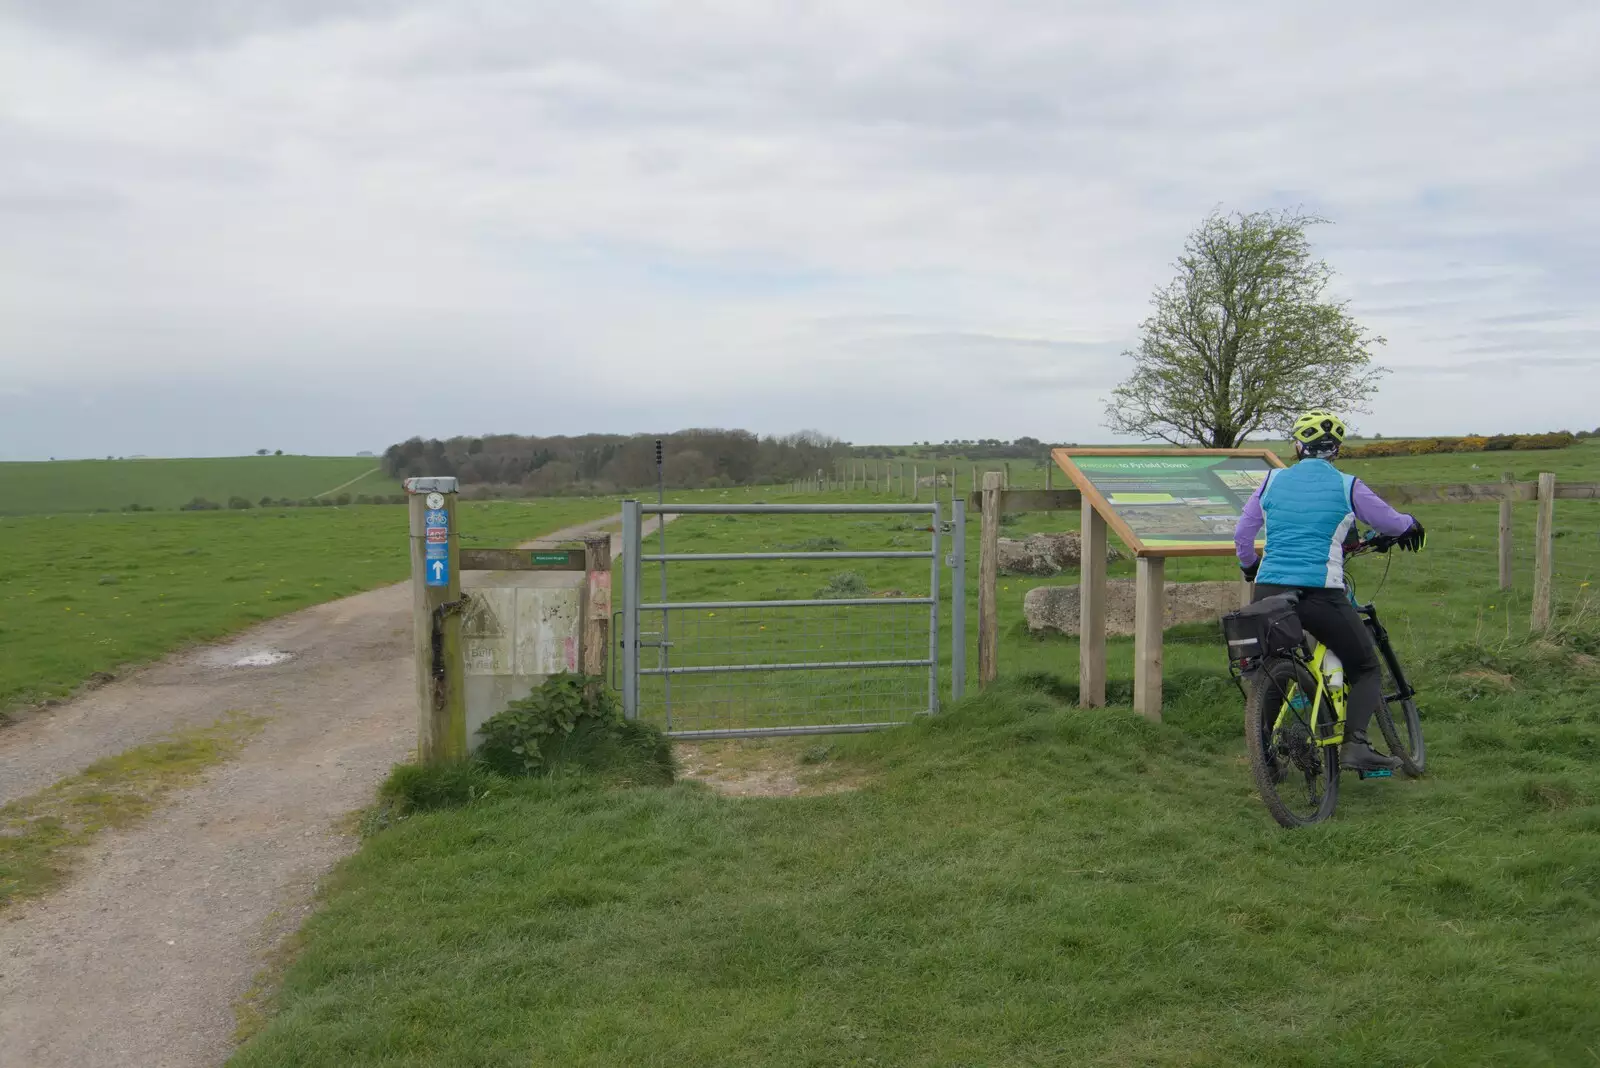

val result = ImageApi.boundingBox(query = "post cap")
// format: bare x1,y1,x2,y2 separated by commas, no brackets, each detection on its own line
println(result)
403,476,459,494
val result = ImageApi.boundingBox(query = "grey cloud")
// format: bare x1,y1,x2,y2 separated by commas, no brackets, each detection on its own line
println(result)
1,1,1597,457
0,182,126,216
3,0,415,52
1480,310,1576,326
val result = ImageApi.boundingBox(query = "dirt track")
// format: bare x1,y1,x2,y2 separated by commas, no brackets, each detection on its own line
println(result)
0,514,653,1068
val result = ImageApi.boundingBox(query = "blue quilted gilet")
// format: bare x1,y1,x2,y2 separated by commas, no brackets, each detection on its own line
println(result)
1256,459,1357,589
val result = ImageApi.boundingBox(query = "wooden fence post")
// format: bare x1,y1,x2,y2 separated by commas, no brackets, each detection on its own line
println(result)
1532,472,1556,632
979,471,1003,688
1499,471,1514,592
408,483,466,764
912,464,920,501
1133,555,1165,721
1003,462,1011,489
1046,464,1053,491
1079,496,1108,708
582,533,613,677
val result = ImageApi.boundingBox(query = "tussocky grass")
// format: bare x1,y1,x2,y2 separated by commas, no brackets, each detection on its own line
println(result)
230,628,1600,1066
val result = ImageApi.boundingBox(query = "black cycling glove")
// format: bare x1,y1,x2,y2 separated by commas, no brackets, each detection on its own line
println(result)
1241,559,1261,582
1396,520,1426,553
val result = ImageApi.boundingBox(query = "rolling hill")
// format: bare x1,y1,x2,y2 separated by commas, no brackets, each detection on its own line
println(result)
0,456,404,516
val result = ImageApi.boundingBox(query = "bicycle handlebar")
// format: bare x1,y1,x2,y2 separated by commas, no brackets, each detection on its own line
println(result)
1344,532,1405,558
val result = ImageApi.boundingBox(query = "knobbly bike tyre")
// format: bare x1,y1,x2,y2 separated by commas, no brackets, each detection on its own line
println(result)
1373,655,1426,777
1245,657,1340,828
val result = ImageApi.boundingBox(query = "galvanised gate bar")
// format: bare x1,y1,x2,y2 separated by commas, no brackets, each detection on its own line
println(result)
620,501,966,739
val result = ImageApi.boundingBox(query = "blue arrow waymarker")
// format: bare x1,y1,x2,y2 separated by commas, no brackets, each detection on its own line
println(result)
426,558,449,587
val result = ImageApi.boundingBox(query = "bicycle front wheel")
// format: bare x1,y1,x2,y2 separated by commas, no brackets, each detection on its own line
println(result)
1374,656,1426,777
1245,658,1340,828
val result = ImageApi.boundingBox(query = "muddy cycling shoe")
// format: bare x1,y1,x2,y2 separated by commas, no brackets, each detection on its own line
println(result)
1341,731,1402,772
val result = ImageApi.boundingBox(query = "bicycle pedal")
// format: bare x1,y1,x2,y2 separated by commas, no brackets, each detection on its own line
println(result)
1356,768,1393,780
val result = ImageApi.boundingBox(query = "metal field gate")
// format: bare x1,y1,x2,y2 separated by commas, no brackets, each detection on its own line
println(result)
620,501,967,738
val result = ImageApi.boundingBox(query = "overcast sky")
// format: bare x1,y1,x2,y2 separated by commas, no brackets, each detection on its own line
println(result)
1,1,1596,460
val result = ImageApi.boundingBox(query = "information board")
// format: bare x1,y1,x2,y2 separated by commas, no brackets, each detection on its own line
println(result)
1052,448,1287,557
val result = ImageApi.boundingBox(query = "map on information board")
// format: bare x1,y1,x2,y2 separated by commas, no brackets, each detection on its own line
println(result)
1052,449,1288,557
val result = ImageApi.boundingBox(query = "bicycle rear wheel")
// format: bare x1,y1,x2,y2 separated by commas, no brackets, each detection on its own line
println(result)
1374,655,1425,777
1245,658,1340,828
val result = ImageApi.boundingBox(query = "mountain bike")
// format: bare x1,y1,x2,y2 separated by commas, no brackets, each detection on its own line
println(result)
1225,533,1426,828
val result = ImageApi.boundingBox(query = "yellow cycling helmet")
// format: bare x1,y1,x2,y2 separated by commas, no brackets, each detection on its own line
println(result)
1292,409,1347,447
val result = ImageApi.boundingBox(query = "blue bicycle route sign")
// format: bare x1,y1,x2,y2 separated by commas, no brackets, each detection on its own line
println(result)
424,509,449,587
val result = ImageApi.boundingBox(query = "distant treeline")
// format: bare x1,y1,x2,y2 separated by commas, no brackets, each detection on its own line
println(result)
381,430,847,495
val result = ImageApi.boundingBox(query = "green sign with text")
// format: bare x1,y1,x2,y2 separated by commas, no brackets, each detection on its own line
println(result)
1056,450,1285,555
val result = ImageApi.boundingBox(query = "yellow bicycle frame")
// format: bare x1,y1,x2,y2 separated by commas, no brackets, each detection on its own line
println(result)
1271,642,1347,747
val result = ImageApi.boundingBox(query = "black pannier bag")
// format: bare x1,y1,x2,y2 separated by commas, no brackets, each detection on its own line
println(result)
1221,593,1304,671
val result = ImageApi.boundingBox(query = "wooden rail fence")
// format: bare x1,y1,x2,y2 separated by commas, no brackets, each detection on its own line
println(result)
968,473,1597,700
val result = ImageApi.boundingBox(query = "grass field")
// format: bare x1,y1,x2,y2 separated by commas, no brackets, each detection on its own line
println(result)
228,657,1600,1065
0,455,404,516
0,498,618,714
855,438,1600,494
227,449,1600,1066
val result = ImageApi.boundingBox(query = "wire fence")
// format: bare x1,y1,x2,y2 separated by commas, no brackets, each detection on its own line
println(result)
1342,498,1599,655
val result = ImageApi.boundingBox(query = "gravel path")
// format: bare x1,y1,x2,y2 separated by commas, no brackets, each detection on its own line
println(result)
0,513,655,1068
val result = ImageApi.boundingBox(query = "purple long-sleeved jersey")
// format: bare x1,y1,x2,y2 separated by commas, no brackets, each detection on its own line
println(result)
1234,475,1414,568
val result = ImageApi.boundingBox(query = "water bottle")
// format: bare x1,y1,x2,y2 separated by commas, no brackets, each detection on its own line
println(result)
1322,649,1345,690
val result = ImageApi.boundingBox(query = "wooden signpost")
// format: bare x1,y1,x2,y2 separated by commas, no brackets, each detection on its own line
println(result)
406,478,613,766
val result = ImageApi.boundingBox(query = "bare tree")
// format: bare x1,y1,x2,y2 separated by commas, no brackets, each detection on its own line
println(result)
1105,209,1386,447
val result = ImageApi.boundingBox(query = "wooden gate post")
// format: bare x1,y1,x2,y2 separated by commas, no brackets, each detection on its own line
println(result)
582,533,613,677
1079,494,1108,708
1133,555,1166,721
1532,472,1556,631
978,471,1003,687
407,478,467,765
1499,471,1514,592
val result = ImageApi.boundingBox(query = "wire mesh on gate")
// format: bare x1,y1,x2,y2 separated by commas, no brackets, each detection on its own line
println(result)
621,502,955,738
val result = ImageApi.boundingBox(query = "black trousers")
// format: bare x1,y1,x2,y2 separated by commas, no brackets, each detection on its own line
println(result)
1253,584,1383,737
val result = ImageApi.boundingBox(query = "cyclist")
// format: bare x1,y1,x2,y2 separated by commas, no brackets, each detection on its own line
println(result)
1233,410,1426,772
